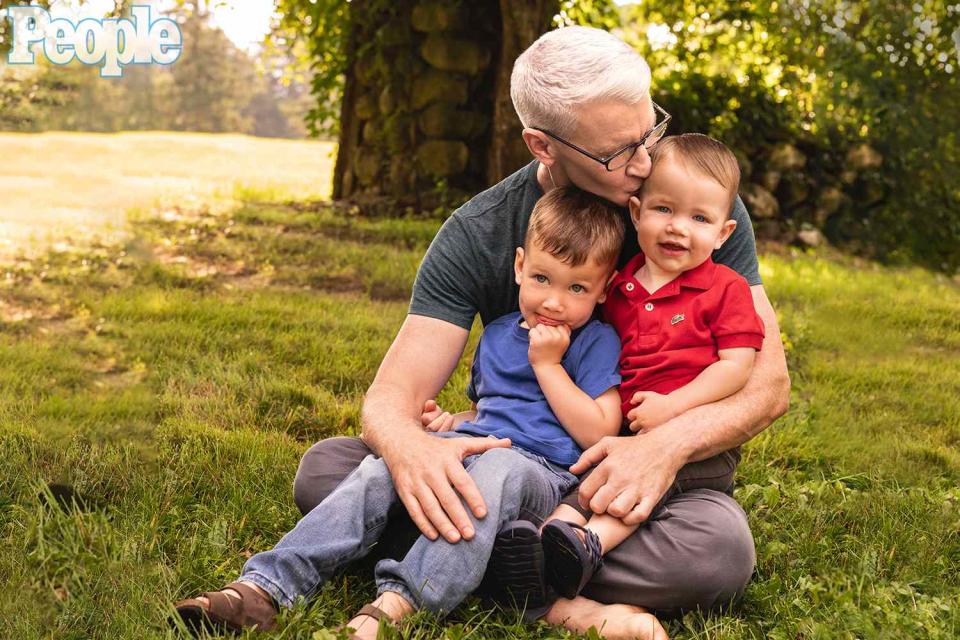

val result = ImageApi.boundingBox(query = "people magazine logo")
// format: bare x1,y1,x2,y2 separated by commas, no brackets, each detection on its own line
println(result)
1,4,182,78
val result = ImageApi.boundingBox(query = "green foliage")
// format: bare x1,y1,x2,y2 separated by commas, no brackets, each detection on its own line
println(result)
270,0,352,138
620,0,960,273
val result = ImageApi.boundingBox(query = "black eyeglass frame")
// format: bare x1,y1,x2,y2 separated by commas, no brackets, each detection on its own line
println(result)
534,102,672,172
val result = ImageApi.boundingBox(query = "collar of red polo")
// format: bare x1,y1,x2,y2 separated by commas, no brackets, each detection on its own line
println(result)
609,252,718,299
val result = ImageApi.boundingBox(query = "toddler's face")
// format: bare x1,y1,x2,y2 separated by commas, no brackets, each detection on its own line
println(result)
513,244,613,332
629,155,737,275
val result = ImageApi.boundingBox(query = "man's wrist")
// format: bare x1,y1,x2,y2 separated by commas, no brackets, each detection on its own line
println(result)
364,416,429,460
641,420,694,468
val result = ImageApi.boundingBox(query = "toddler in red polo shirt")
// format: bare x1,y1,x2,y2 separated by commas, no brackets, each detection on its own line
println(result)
536,134,765,599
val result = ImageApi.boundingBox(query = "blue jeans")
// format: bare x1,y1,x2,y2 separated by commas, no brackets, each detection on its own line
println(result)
239,436,577,615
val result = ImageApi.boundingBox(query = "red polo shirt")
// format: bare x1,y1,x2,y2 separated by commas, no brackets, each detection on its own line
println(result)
602,253,765,418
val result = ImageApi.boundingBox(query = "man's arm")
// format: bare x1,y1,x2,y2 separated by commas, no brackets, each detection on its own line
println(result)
570,284,790,523
361,315,511,543
626,347,756,430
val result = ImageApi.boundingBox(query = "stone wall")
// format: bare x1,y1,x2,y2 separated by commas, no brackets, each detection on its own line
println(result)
335,0,501,210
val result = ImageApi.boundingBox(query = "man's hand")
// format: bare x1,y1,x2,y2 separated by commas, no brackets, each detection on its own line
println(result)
528,323,571,367
420,399,455,432
626,391,677,432
569,428,684,525
385,431,511,543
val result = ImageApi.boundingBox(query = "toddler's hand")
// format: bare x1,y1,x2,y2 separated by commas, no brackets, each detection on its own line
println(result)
528,323,571,367
626,391,676,431
420,399,455,432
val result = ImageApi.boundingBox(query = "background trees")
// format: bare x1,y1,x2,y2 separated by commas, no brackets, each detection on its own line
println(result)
273,0,958,272
0,2,312,137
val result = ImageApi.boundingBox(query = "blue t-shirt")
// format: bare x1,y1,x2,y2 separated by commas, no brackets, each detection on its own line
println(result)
455,312,622,466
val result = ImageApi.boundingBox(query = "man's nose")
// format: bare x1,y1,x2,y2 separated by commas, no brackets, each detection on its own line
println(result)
625,145,652,179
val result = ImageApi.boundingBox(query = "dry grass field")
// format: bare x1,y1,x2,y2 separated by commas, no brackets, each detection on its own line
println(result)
0,132,335,261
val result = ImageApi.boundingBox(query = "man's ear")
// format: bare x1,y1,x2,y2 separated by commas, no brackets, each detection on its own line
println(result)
521,128,555,166
714,218,738,250
514,247,525,285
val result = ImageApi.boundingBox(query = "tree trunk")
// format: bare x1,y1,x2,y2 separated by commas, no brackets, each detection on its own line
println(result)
332,1,361,200
487,0,557,184
332,0,557,211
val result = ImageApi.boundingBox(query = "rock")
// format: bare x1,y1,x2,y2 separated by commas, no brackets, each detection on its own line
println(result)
377,23,414,47
740,183,780,219
412,70,469,109
354,56,376,86
759,170,781,192
354,150,381,186
354,92,378,120
412,1,469,32
777,173,809,206
420,34,490,75
768,144,806,171
846,144,883,170
816,186,847,217
379,85,398,116
362,120,380,143
418,103,488,139
383,115,414,153
797,228,824,247
854,177,886,206
388,156,415,193
416,140,469,177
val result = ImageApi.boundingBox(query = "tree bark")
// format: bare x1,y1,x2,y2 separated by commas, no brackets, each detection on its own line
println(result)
486,0,557,184
332,0,362,199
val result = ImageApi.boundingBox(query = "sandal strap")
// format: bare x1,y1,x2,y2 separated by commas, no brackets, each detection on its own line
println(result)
355,603,391,622
564,522,605,573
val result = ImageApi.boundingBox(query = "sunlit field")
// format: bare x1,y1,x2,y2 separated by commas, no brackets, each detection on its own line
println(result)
0,132,335,261
0,133,958,638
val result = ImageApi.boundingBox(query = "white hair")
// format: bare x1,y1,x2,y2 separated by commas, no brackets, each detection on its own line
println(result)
511,26,652,138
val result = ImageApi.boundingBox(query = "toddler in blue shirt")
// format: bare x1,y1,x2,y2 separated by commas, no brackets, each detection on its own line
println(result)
173,187,625,638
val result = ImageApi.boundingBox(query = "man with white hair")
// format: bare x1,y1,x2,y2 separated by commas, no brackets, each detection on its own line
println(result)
295,25,790,637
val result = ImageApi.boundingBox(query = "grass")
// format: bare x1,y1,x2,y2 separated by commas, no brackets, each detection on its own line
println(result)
1,156,959,638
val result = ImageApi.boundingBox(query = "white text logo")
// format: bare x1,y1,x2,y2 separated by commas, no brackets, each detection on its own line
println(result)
1,5,182,78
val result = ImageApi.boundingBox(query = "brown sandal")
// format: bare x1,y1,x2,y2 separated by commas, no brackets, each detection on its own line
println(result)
337,604,392,639
172,581,278,634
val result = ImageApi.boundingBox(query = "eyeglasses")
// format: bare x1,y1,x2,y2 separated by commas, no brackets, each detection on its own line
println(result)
534,102,672,172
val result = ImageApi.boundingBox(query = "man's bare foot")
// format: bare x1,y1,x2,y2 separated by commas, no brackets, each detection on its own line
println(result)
344,591,414,640
545,596,669,640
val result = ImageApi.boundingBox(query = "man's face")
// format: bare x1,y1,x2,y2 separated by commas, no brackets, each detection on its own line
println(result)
553,99,656,207
513,243,612,331
629,154,737,276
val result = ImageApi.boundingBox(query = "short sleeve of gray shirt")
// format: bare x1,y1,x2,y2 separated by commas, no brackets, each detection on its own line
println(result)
409,160,762,331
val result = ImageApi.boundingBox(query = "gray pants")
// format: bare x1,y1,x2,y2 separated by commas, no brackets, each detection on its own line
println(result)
292,436,755,618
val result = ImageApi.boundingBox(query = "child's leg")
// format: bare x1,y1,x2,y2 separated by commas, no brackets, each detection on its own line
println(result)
583,513,639,555
238,454,401,609
545,503,639,555
373,448,573,616
545,503,588,527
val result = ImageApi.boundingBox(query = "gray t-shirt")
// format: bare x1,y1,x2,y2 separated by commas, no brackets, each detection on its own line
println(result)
409,160,761,330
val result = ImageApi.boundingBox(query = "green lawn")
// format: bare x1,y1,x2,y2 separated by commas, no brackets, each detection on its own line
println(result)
1,187,958,638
